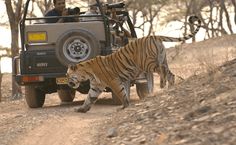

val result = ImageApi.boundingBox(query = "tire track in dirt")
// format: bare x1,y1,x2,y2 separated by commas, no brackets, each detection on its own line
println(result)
0,92,122,145
12,104,117,145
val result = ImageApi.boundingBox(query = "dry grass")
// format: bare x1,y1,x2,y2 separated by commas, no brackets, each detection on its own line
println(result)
167,34,236,81
0,73,12,102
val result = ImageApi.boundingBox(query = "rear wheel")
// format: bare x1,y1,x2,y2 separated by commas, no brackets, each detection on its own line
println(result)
136,73,154,99
57,89,75,102
77,80,90,94
25,86,46,108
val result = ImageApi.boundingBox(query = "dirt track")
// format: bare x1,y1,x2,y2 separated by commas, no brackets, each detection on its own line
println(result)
0,93,120,145
0,73,145,145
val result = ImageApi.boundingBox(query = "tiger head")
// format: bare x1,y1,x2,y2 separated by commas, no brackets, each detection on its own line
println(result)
66,64,88,89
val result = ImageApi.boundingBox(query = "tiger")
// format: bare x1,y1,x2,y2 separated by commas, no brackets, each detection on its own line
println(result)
67,15,201,113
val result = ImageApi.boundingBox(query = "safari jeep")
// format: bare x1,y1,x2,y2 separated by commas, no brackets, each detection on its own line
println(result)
13,0,154,108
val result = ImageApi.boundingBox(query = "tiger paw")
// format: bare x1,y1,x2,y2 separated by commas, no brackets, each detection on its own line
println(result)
74,106,91,113
116,104,128,112
123,97,130,107
116,107,125,112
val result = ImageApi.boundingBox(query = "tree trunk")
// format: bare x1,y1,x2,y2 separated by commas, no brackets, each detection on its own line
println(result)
220,0,233,34
208,0,215,37
11,25,22,99
231,0,236,25
5,0,23,99
0,57,1,102
0,72,2,102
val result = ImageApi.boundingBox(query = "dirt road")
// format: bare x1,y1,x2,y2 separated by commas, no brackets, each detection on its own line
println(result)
0,93,119,145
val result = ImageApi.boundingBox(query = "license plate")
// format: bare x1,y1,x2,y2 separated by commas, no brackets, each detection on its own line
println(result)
56,77,68,85
27,31,47,42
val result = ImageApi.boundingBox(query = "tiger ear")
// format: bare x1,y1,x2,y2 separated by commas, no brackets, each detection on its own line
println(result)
68,64,78,71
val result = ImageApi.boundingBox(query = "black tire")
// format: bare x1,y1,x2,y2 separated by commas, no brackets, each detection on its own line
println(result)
56,29,100,66
25,86,46,108
77,80,90,94
57,89,75,102
136,73,154,99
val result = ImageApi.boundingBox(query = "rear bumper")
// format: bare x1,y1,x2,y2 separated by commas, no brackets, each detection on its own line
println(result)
15,73,66,86
13,50,68,86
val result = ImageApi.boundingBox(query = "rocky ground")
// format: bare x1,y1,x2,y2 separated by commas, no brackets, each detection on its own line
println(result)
0,35,236,145
97,59,236,145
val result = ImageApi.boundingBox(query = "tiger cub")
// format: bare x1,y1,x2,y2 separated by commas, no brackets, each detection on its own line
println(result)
67,15,201,113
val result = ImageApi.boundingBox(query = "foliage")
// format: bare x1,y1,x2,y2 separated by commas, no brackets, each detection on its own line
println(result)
0,47,11,57
125,0,171,36
0,46,11,102
151,0,236,39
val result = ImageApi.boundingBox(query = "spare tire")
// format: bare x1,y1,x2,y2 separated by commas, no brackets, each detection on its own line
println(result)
56,29,100,66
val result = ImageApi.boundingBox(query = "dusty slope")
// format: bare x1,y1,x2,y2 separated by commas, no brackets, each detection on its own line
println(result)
167,34,236,79
97,59,236,145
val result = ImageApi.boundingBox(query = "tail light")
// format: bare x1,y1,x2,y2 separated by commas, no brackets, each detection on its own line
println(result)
22,76,44,83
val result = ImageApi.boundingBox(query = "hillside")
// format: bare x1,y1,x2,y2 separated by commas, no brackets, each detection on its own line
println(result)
97,35,236,145
97,59,236,145
167,34,236,79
